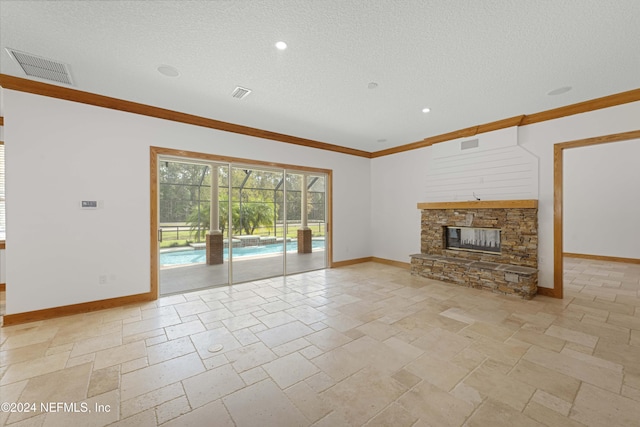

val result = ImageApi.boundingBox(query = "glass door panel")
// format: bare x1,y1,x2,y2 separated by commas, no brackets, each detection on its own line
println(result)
159,160,229,294
285,171,327,275
230,166,284,283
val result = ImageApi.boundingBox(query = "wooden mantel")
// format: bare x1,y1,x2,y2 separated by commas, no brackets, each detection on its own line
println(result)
417,199,538,210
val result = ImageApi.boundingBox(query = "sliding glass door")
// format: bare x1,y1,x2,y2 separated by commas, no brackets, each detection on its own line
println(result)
156,153,328,296
230,166,284,283
285,172,327,275
159,161,229,295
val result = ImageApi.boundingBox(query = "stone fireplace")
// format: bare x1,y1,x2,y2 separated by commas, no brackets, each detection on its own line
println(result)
410,200,538,298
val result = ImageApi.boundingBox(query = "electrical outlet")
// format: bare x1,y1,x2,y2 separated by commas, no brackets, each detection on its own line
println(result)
99,275,108,285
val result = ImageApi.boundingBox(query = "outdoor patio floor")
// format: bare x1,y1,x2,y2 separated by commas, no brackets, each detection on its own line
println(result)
160,250,327,295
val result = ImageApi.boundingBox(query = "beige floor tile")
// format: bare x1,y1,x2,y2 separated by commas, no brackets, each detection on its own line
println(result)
304,328,352,351
239,365,269,385
466,399,543,427
410,327,472,359
310,346,367,382
108,409,157,427
225,341,277,373
461,321,515,342
9,362,92,424
182,363,244,408
120,382,184,419
255,321,313,348
257,311,297,328
223,379,308,426
155,395,191,424
197,307,234,323
122,314,182,337
511,328,566,352
531,389,572,416
468,335,529,367
190,327,242,359
507,359,581,402
571,382,640,427
545,325,598,348
356,320,400,341
0,380,28,426
319,313,364,332
405,353,469,391
321,367,407,426
524,401,587,427
366,402,418,426
0,342,50,368
463,359,535,411
93,340,147,370
1,327,58,351
164,319,206,339
284,381,332,423
121,352,204,401
146,335,195,365
41,389,119,427
163,399,234,427
69,331,122,357
0,351,70,385
87,365,119,398
525,345,623,392
305,371,336,393
1,259,638,426
397,380,474,427
262,351,319,389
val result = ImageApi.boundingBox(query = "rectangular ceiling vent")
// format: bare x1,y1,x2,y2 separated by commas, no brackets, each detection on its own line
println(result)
231,86,252,99
5,48,74,85
460,138,479,150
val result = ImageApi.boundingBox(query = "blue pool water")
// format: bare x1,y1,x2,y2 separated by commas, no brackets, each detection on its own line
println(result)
161,240,325,266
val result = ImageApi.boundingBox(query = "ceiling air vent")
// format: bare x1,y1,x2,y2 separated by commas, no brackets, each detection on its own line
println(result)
460,138,479,150
6,48,74,85
231,86,252,99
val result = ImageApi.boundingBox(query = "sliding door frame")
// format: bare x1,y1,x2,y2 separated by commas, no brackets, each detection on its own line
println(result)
150,146,333,298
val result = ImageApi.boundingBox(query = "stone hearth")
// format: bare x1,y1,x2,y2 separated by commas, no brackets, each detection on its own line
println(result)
411,200,538,299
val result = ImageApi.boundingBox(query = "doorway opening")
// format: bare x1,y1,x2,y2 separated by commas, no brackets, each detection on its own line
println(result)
553,129,640,298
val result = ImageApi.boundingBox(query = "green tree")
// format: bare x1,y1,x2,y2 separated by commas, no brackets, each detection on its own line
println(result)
186,202,229,239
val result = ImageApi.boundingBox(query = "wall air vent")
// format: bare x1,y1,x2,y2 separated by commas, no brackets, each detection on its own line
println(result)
461,138,479,150
6,48,74,85
231,86,252,99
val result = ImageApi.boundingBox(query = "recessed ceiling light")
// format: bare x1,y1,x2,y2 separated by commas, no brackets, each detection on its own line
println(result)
547,86,572,96
275,41,287,50
368,82,378,90
157,65,179,77
422,107,431,113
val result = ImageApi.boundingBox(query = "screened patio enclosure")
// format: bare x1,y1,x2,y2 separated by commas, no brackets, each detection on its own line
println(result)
158,159,328,295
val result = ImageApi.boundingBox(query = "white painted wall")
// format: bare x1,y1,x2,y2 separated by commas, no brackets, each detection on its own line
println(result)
424,127,538,202
372,101,640,289
563,138,640,259
4,90,371,314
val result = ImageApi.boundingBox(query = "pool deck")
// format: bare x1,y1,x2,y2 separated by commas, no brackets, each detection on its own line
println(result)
160,250,327,295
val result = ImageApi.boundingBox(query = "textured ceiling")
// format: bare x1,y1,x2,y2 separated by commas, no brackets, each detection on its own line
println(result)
1,0,639,152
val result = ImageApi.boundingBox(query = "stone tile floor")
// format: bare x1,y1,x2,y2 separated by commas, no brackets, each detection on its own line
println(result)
0,257,639,426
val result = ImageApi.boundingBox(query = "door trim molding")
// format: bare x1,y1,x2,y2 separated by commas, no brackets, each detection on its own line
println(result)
552,129,640,299
151,146,333,297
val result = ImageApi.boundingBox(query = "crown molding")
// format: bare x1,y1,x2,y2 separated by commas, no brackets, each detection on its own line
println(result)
2,74,638,159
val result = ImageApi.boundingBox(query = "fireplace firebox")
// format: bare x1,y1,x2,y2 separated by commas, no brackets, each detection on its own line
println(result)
445,226,501,254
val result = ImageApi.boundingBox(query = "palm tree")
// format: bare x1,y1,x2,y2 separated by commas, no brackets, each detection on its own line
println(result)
186,203,229,239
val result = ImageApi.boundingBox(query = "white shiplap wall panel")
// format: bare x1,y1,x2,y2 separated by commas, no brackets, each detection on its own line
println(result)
424,127,538,202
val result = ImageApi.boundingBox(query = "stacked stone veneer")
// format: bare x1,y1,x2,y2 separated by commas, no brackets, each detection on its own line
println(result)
411,205,538,299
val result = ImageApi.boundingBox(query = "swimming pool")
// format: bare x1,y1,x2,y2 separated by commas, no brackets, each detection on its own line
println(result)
160,240,325,266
